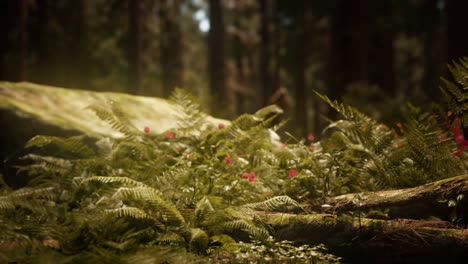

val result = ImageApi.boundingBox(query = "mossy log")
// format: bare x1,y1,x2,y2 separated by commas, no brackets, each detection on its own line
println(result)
306,174,468,223
257,212,468,263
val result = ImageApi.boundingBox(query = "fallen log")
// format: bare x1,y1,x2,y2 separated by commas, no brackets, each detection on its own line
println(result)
257,213,468,264
306,175,468,223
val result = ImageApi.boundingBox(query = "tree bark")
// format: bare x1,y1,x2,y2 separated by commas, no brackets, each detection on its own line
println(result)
208,0,227,116
293,0,310,137
306,175,468,223
258,213,468,264
128,0,142,95
446,0,468,62
329,0,369,101
19,0,29,81
259,0,274,106
159,0,183,98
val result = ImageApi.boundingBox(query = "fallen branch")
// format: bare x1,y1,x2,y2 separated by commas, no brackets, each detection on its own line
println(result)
306,174,468,222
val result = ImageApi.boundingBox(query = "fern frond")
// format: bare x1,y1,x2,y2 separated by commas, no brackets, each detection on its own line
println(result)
241,196,304,213
81,176,148,188
440,57,468,115
26,135,96,158
104,207,148,219
224,219,269,241
170,88,207,135
315,91,373,123
114,187,185,227
188,228,209,254
194,196,215,225
86,103,140,140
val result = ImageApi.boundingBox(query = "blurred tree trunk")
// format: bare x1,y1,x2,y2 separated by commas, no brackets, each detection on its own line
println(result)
159,0,183,98
128,0,142,95
208,0,227,116
446,0,468,62
293,0,311,137
329,0,369,101
30,0,49,84
232,3,247,115
259,0,273,106
422,0,440,98
0,1,18,80
19,0,29,81
370,1,395,97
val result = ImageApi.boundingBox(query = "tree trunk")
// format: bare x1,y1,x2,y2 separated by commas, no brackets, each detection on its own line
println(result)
208,0,227,116
293,0,310,137
128,0,142,95
19,0,29,81
369,1,396,97
446,0,468,63
159,0,183,98
259,0,273,106
329,0,369,101
421,0,443,99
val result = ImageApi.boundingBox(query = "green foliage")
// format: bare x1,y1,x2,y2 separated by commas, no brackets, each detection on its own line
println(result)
2,88,467,262
440,57,468,116
0,90,328,263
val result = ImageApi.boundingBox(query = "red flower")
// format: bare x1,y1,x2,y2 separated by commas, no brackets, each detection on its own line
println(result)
309,145,315,152
224,156,233,164
454,150,462,157
218,123,225,129
144,126,150,134
165,131,174,139
307,133,315,141
289,169,298,178
242,172,249,179
249,172,256,182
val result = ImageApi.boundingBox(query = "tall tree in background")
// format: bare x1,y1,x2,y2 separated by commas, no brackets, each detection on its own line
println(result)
293,0,311,137
19,0,29,81
208,0,227,116
446,0,468,62
0,1,18,80
329,0,369,101
159,0,183,98
259,0,275,106
128,0,142,95
370,1,395,96
421,0,443,98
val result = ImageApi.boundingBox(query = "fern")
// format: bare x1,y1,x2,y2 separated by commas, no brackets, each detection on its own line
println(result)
224,219,270,241
87,102,141,140
241,195,304,213
170,88,208,136
26,135,96,158
440,57,468,115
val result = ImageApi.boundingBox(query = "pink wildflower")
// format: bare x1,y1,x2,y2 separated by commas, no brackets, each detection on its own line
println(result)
144,126,150,134
224,156,233,164
248,172,256,182
165,131,174,139
218,123,225,129
242,172,249,179
307,133,315,141
289,169,298,178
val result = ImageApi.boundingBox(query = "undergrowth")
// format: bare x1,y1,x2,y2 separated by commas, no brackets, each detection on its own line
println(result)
1,60,467,263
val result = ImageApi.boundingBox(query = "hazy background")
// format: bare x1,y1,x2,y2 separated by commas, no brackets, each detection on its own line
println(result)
1,0,467,137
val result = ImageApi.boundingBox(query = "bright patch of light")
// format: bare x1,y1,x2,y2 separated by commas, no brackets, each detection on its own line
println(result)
193,9,210,33
194,9,206,21
199,19,210,33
